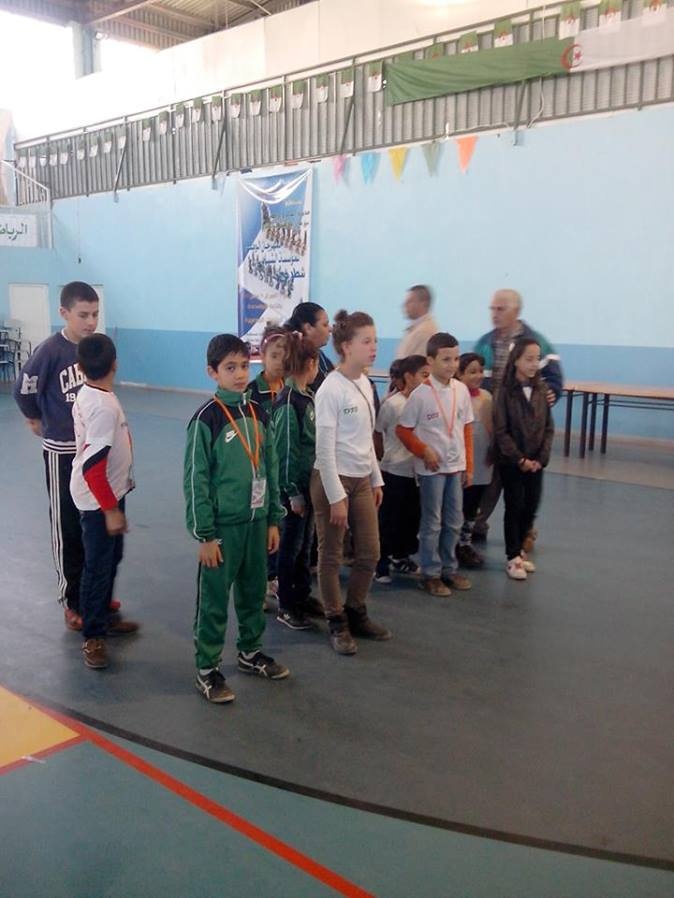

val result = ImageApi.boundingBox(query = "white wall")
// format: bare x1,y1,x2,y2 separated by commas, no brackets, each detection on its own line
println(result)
17,0,536,139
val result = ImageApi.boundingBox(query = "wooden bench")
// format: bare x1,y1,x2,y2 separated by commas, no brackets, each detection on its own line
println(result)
563,381,674,458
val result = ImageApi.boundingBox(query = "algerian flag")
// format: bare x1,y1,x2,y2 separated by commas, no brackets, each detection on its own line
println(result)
268,86,282,113
250,90,262,116
88,140,98,159
570,6,674,72
339,67,355,98
117,132,127,151
229,93,241,119
315,74,329,103
559,2,581,39
643,0,667,25
17,154,27,169
102,131,113,154
76,139,85,161
459,31,479,54
494,19,513,48
157,112,169,136
29,154,37,169
174,104,185,128
291,80,306,109
49,151,57,167
141,119,153,142
191,99,203,123
599,0,622,29
425,43,445,59
59,149,69,165
367,60,383,92
210,95,223,121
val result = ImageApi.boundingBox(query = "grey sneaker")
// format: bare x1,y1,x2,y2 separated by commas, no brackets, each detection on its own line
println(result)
195,669,236,703
237,651,289,679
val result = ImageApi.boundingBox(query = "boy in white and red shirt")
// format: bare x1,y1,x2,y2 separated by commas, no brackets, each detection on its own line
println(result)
70,334,139,669
396,333,474,598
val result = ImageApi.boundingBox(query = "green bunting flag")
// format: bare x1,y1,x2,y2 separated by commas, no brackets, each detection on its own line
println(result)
421,141,441,175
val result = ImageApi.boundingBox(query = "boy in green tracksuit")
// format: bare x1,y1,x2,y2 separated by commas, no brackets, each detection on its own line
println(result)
184,334,289,704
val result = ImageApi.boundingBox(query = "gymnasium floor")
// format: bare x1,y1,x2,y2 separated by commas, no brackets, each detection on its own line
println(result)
1,385,673,897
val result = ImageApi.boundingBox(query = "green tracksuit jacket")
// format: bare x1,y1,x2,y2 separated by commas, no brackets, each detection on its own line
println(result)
272,378,316,502
183,387,283,668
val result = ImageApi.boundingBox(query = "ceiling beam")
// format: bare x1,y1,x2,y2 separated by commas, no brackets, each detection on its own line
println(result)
85,1,159,27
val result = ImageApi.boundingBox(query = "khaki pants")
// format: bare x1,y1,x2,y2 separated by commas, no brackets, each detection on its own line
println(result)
310,470,379,619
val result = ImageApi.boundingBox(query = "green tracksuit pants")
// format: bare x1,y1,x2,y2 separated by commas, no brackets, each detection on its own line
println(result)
194,518,267,670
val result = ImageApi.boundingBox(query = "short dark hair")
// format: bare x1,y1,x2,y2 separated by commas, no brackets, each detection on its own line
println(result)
60,281,99,311
285,302,326,331
458,352,485,374
77,334,116,380
407,285,432,308
207,334,250,369
399,354,428,378
426,332,458,358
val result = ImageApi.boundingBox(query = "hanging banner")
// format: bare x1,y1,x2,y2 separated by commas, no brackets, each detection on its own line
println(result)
236,169,313,348
494,19,514,48
0,212,38,247
459,31,479,54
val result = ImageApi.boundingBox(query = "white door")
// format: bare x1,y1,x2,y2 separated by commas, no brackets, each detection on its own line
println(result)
8,283,50,351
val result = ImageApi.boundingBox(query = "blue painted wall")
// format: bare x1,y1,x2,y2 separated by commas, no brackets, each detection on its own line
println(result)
1,105,673,438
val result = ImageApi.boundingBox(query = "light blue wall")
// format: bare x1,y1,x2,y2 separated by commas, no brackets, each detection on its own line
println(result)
1,105,673,437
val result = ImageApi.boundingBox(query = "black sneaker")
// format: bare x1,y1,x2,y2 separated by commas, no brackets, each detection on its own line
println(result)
237,651,289,679
456,544,484,569
471,529,487,544
390,556,419,575
195,669,236,703
277,610,313,631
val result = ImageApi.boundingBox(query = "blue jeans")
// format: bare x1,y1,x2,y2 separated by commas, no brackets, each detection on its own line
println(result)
277,499,314,616
79,498,125,639
418,473,463,578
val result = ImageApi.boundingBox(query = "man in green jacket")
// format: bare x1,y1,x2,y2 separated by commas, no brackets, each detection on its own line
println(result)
184,334,289,704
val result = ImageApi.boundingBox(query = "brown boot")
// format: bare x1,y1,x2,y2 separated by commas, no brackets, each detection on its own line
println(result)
108,615,140,636
419,577,452,597
442,573,472,591
328,616,357,655
83,638,108,669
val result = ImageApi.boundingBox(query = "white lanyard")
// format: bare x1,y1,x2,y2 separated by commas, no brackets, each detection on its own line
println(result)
427,379,457,436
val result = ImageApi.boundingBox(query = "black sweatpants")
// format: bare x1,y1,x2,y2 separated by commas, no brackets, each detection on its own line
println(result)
43,449,84,612
500,465,544,560
80,498,125,639
378,471,420,562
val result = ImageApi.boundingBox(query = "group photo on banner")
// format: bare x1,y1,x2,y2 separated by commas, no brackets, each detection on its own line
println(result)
236,168,313,349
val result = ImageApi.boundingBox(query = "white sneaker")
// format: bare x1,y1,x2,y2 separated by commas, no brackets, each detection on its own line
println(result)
266,578,279,598
520,552,536,573
506,558,527,580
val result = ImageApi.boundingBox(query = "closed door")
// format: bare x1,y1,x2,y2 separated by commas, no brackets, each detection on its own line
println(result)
8,284,50,350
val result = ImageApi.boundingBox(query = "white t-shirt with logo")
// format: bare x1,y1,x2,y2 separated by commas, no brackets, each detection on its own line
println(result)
314,370,383,504
375,391,415,478
397,375,474,477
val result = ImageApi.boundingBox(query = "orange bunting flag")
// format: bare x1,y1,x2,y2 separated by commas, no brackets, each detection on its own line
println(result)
388,146,408,181
455,135,478,174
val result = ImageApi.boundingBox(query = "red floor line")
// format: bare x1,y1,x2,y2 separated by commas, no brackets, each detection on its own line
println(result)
31,698,375,898
0,734,85,777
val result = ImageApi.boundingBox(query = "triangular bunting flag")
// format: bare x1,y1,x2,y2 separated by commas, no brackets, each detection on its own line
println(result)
333,154,347,182
388,146,408,180
360,152,378,184
421,141,441,175
456,135,478,174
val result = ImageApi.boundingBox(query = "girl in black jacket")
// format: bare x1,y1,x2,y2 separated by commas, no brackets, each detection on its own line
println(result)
494,338,555,580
